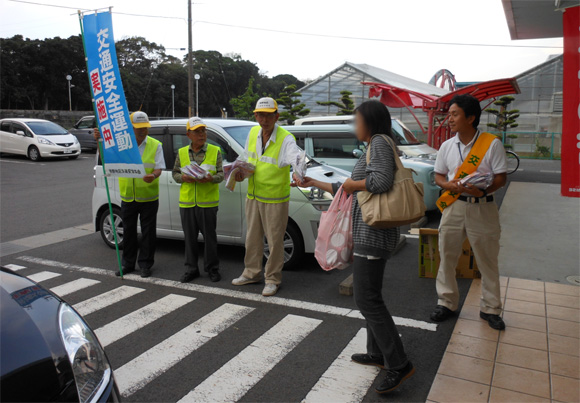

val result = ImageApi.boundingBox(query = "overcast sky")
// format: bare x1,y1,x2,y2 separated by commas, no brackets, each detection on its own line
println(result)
1,0,563,85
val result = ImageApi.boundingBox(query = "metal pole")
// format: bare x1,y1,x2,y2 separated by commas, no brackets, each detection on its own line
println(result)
171,84,175,118
187,0,193,118
196,77,199,116
66,75,72,111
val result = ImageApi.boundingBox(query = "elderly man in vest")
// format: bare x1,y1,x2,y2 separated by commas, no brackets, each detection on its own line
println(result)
172,117,224,283
94,111,165,278
231,97,302,296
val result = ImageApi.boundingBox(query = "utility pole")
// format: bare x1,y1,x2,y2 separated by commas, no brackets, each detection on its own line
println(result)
187,0,193,118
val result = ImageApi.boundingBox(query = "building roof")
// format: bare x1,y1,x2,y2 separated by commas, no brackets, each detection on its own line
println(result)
298,62,448,97
501,0,574,40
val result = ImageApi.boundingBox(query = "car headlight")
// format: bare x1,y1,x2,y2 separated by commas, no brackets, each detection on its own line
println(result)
73,136,79,145
37,136,55,146
59,303,111,403
429,170,436,186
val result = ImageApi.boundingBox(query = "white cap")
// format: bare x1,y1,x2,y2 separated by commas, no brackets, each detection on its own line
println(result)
187,116,207,131
130,111,151,129
253,97,278,113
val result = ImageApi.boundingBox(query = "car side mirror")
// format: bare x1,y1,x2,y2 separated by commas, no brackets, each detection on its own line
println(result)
15,130,25,136
352,149,363,159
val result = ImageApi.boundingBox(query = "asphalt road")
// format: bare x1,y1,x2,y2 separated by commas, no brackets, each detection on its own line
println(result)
0,152,562,402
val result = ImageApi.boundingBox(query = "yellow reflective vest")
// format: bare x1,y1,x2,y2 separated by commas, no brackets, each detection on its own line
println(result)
247,125,294,204
178,144,220,208
119,136,161,203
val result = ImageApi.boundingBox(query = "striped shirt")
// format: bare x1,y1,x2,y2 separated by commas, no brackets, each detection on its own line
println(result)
332,134,400,259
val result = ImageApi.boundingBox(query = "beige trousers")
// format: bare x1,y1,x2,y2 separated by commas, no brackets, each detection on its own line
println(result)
242,198,289,285
436,199,503,315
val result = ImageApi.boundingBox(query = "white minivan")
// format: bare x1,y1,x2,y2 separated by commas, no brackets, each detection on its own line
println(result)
0,118,81,161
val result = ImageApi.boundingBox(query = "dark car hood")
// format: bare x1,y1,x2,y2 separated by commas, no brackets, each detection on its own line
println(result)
0,269,77,402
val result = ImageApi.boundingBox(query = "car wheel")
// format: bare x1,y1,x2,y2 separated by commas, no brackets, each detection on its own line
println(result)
99,207,124,249
263,221,304,270
27,146,41,161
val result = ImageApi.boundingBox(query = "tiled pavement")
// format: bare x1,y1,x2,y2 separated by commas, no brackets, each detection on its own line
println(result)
427,277,580,402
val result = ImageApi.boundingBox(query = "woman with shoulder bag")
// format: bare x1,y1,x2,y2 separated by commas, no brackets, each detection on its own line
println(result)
298,100,414,394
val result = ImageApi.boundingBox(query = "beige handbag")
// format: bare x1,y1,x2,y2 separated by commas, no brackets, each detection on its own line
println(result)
357,134,426,228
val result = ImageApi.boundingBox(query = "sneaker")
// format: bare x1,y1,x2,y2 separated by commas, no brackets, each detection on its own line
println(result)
430,305,454,322
208,270,221,283
480,311,506,330
351,353,385,369
180,270,200,283
375,361,415,394
116,267,135,277
262,283,279,297
231,275,261,286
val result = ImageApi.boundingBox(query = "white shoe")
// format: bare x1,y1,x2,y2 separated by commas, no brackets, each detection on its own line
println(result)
231,275,260,286
262,283,279,297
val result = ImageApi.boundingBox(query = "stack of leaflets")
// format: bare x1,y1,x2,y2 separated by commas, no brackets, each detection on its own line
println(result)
459,171,494,189
180,162,208,179
294,150,307,181
224,158,256,191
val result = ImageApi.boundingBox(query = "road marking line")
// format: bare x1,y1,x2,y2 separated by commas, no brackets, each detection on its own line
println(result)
74,285,145,316
540,170,561,174
95,294,195,347
0,159,45,165
50,278,100,297
303,328,380,403
16,256,437,331
178,314,322,403
3,263,26,271
27,271,61,282
116,303,254,397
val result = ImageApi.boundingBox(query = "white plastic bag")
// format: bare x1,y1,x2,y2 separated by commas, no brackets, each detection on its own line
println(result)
315,186,353,271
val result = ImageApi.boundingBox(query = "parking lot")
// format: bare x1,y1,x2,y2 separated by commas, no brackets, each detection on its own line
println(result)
0,152,562,401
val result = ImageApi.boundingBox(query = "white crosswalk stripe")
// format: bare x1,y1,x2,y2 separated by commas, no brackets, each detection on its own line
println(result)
73,285,145,316
178,314,322,403
116,303,254,397
302,328,380,403
3,264,26,271
50,278,100,297
95,294,195,347
27,271,61,282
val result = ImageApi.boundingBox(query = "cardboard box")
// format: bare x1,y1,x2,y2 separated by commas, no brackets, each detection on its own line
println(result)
416,228,481,279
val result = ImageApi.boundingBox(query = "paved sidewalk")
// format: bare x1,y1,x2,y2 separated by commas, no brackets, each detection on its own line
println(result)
498,182,580,284
427,277,579,402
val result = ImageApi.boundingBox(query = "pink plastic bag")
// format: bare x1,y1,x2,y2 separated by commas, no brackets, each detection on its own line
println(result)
315,186,354,271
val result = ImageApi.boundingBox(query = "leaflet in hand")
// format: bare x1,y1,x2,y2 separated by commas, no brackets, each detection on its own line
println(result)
223,158,256,191
181,162,208,179
459,171,494,189
294,150,307,181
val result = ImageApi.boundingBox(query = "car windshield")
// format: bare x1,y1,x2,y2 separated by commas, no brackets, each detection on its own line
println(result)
223,125,255,146
25,121,68,136
391,120,421,145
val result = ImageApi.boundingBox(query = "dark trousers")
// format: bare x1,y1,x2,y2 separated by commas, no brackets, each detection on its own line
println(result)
353,256,408,370
121,200,158,271
180,206,219,273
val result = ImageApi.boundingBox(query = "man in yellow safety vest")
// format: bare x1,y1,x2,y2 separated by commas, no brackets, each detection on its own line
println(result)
94,111,165,278
231,97,302,296
172,117,224,283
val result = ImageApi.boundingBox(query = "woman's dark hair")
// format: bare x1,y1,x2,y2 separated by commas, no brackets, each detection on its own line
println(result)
354,100,392,139
449,94,481,128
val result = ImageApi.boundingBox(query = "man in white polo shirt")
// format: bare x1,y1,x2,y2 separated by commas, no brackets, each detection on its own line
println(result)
430,94,508,330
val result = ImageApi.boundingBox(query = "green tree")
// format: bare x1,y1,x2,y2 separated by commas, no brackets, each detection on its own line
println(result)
486,96,520,140
276,84,309,124
230,77,261,120
317,90,355,115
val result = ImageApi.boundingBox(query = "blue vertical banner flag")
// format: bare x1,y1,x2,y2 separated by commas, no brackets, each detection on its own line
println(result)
81,11,145,178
